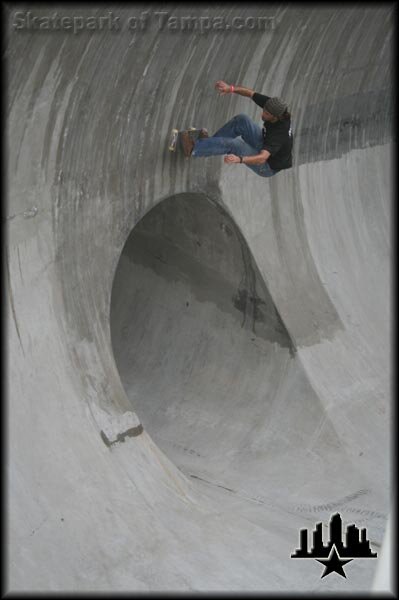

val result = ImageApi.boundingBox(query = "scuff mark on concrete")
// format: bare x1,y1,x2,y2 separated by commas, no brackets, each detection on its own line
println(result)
5,252,25,355
23,206,38,219
190,474,235,494
5,206,39,221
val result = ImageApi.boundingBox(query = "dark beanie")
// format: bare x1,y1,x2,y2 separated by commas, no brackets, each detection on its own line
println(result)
264,97,287,118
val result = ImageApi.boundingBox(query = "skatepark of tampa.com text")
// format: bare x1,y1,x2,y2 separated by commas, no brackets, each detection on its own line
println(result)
12,10,277,35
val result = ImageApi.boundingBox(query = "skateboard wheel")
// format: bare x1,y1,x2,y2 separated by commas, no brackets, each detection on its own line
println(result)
169,129,179,152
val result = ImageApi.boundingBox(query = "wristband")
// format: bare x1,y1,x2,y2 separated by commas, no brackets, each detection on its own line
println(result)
230,85,235,93
239,156,243,163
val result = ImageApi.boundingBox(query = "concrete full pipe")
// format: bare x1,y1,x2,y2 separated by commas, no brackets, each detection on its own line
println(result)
6,4,393,593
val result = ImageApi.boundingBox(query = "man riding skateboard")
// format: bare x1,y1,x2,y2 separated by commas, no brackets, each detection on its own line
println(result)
181,80,293,178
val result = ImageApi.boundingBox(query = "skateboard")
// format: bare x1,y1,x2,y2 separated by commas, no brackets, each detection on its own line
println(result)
168,127,207,153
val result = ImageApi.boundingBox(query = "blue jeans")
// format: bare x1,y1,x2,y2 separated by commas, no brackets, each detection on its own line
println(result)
191,113,276,178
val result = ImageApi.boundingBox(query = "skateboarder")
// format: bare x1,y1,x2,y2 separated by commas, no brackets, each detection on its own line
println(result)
181,80,293,178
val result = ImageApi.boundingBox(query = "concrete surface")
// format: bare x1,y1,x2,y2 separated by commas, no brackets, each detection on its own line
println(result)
6,3,393,593
372,514,394,593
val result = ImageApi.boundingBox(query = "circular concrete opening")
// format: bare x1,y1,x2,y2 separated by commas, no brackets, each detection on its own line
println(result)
110,193,318,493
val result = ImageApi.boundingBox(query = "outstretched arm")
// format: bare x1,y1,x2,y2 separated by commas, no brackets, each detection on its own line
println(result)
215,80,254,98
224,150,271,165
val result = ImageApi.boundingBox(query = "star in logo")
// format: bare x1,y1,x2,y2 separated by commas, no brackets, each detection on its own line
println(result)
316,545,353,578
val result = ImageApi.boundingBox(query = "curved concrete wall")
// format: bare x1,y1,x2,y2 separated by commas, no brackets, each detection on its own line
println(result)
7,4,393,592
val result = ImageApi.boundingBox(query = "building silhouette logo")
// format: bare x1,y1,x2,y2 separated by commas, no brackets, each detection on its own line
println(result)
291,512,377,578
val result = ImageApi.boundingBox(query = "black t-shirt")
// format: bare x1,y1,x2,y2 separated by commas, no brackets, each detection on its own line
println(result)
252,92,293,172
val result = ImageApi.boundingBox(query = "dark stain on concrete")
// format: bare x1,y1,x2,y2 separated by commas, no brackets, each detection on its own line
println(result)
233,288,270,329
118,193,296,353
294,89,393,165
100,425,144,448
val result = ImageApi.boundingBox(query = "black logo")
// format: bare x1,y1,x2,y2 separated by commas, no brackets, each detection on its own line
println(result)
291,512,377,578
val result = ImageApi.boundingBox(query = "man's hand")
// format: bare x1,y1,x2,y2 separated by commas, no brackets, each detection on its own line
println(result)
215,80,232,96
224,154,241,164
